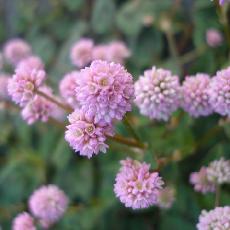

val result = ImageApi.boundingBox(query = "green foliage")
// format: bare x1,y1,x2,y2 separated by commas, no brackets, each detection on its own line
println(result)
0,0,230,229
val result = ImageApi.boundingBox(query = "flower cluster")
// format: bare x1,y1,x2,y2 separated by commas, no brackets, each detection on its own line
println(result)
206,158,230,185
190,158,230,193
134,66,181,121
197,206,230,230
70,38,130,68
114,158,164,209
3,38,31,66
190,167,215,194
65,109,114,158
181,74,213,117
12,184,68,229
206,29,223,47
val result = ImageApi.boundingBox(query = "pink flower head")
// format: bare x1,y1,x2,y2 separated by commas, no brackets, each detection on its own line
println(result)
219,0,230,5
190,167,215,194
114,158,164,209
76,60,134,123
107,41,130,64
92,45,109,61
65,109,114,158
3,38,31,66
21,86,56,125
156,186,175,209
12,212,36,230
134,66,181,121
70,38,94,68
29,184,68,225
8,63,46,107
197,206,230,230
59,71,80,108
206,29,223,47
0,74,10,100
206,158,230,185
208,67,230,117
181,73,213,117
17,56,44,70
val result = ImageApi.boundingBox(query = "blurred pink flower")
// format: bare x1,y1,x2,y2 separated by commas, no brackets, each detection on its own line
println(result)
0,74,10,100
156,186,175,209
12,212,36,230
3,38,31,66
17,56,44,70
114,158,164,209
29,184,68,226
92,45,109,61
70,38,94,68
206,29,223,47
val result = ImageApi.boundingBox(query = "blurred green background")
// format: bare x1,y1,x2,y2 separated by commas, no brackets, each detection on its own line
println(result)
0,0,230,229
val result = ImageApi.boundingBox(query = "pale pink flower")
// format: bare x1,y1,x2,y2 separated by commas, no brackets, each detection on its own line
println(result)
12,212,36,230
8,64,46,107
190,167,215,194
206,29,223,47
92,45,109,61
3,38,31,66
0,74,10,100
29,184,68,226
65,109,114,158
70,38,94,68
17,56,44,70
156,186,175,209
114,158,164,209
59,71,80,108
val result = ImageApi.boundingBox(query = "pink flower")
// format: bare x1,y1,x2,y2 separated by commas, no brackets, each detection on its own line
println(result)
208,67,230,117
70,38,94,68
219,0,230,5
206,29,223,47
65,109,114,158
17,56,44,70
0,74,10,100
21,86,57,124
107,41,130,64
76,60,134,123
12,212,36,230
59,71,80,108
190,167,215,194
3,38,31,66
197,206,230,230
0,52,3,70
181,73,213,117
8,63,46,107
156,186,175,209
29,184,68,226
92,45,109,61
134,66,181,121
114,158,164,209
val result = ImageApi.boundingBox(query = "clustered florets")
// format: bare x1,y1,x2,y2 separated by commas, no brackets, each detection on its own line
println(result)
114,158,164,209
12,185,68,229
197,206,230,230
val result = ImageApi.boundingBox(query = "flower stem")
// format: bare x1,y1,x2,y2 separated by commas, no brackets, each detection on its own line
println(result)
36,89,73,113
108,134,146,150
215,185,221,207
123,115,141,142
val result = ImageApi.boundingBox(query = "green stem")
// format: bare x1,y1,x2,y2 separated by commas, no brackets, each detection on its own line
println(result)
215,185,221,207
123,115,141,142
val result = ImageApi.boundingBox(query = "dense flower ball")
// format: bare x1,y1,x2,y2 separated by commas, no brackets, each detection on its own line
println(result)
206,158,230,185
65,109,114,158
208,67,230,116
8,63,46,107
70,38,94,68
21,86,56,125
29,184,68,226
17,56,44,70
107,41,130,64
197,206,230,230
190,167,215,194
206,29,223,47
156,186,175,209
59,71,80,108
3,38,31,66
76,60,134,123
12,212,36,230
0,74,10,100
134,67,181,121
181,74,213,117
114,158,164,209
